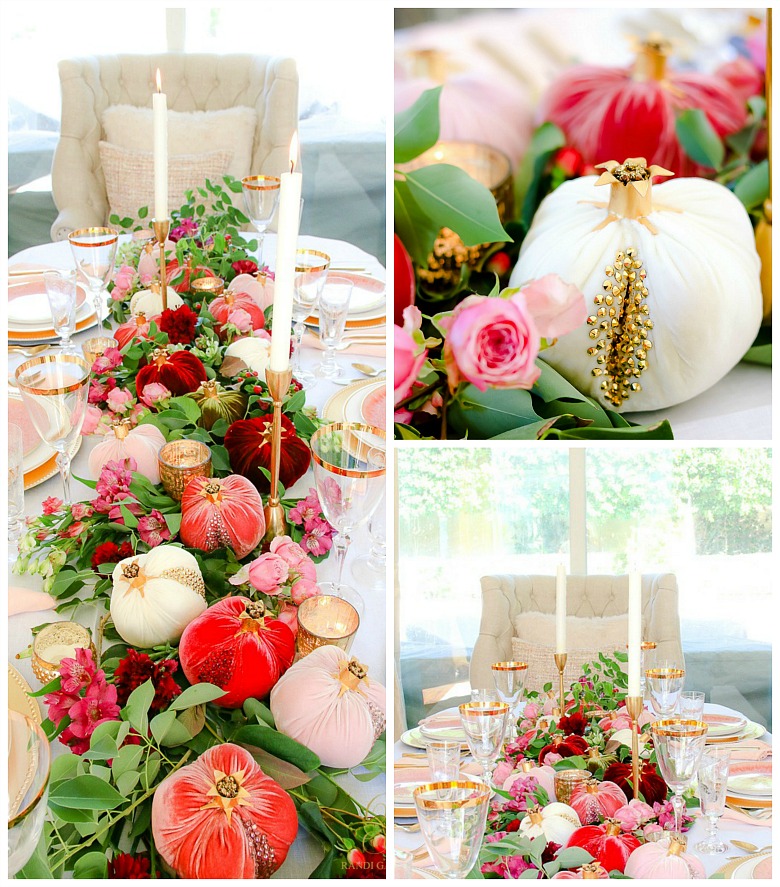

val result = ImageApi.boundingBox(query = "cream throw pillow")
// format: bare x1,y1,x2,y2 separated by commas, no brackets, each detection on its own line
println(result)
99,142,232,224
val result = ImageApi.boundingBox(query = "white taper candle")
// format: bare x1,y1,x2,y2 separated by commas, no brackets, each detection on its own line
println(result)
627,571,642,696
153,69,168,221
555,564,567,653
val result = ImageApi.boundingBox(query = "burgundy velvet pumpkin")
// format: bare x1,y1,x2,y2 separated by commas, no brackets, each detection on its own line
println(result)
224,414,311,494
539,733,589,765
565,820,640,874
179,597,295,708
135,347,207,397
180,475,265,559
151,742,297,878
569,779,626,825
603,761,668,806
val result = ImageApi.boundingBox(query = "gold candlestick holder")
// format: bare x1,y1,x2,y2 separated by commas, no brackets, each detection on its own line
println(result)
553,652,567,715
625,694,644,799
263,366,294,542
152,218,171,311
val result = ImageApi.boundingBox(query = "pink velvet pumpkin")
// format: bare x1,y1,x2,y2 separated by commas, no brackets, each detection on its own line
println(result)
551,863,609,880
87,420,166,483
180,475,265,559
624,835,706,880
114,312,160,349
152,742,297,878
210,291,266,338
504,758,556,802
229,273,275,312
565,820,640,874
270,646,386,769
569,779,626,825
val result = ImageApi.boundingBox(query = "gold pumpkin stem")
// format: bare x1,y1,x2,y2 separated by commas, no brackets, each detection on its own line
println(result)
632,36,671,82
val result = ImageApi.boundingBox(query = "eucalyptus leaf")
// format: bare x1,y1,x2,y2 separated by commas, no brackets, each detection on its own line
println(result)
515,122,566,228
124,678,155,735
448,386,540,438
733,159,769,211
555,847,595,869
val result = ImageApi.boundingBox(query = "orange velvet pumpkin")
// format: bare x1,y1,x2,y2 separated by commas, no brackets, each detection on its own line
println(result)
180,475,265,559
151,742,297,878
114,312,159,350
134,347,207,397
224,414,311,494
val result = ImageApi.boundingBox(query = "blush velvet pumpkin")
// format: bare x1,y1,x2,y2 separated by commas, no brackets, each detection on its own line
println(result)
151,743,297,878
135,347,207,397
180,475,265,559
224,414,311,494
179,598,295,708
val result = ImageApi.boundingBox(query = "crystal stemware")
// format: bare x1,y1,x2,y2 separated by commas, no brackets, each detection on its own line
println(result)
651,718,708,837
646,667,685,718
695,747,731,854
459,701,509,788
291,248,330,385
68,227,118,325
43,270,79,352
350,493,386,590
678,690,705,720
310,422,386,615
241,175,281,265
420,729,462,783
316,274,353,379
15,354,91,504
413,781,491,879
491,661,528,738
8,711,51,876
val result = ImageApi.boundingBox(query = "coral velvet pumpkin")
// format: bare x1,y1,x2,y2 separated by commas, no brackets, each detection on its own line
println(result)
225,414,311,494
539,733,589,765
88,419,166,484
569,779,626,825
114,312,159,350
624,835,706,880
211,291,266,337
179,598,295,708
270,646,386,769
135,347,207,397
180,475,265,559
565,820,640,874
603,761,667,806
152,743,297,879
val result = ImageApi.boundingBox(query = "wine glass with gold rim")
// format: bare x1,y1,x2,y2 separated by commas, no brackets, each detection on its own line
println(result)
292,248,330,385
241,175,281,266
646,667,685,718
459,701,509,788
68,226,119,325
651,718,708,837
491,661,528,739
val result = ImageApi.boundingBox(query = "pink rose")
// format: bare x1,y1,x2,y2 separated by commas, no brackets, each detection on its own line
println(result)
516,274,587,341
523,701,540,720
248,553,290,594
542,752,563,766
106,387,135,414
270,536,316,581
627,799,655,824
642,823,663,840
290,578,320,605
114,265,136,290
81,405,103,436
140,382,172,407
440,294,540,393
227,307,254,333
493,760,514,786
613,804,643,833
394,307,427,406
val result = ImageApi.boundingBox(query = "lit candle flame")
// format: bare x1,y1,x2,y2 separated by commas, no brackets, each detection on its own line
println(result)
156,68,162,93
288,132,299,174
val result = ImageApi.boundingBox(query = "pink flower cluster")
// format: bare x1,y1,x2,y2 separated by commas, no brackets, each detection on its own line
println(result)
652,800,693,833
287,488,335,557
246,536,320,604
44,648,120,754
481,831,539,879
612,799,655,833
83,381,146,436
89,459,170,548
169,217,199,243
111,265,137,302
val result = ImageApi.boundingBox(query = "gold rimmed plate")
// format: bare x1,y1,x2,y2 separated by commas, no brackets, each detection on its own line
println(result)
9,393,83,490
8,664,41,724
306,272,386,327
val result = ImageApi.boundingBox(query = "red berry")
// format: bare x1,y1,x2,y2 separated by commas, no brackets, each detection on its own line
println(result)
485,251,511,277
253,386,263,394
371,834,386,853
346,848,366,868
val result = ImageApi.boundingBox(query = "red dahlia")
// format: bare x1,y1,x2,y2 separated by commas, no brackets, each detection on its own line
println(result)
108,853,151,878
232,259,258,276
159,304,199,345
91,540,134,571
114,649,181,713
603,761,668,806
557,710,589,736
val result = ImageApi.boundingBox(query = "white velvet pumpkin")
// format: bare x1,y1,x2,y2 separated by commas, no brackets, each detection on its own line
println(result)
222,336,271,381
130,286,183,317
517,803,581,846
87,421,166,484
110,547,207,648
269,646,386,769
510,158,762,412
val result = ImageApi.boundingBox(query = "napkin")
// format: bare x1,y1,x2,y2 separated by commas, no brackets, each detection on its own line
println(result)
303,330,385,358
718,808,772,828
728,740,772,761
9,586,56,617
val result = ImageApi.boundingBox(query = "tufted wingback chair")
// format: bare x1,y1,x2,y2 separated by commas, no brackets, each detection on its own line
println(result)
50,53,298,241
470,574,683,691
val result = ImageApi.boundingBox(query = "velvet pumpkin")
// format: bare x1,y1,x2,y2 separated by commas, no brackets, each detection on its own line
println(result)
569,779,626,825
110,547,207,648
167,261,216,294
129,286,183,317
211,291,266,338
135,347,207,397
516,803,580,846
114,312,160,350
152,743,297,878
225,414,311,495
189,380,248,431
603,761,668,806
88,419,166,484
538,733,589,765
394,233,415,328
270,646,386,769
624,835,706,880
551,863,609,880
229,273,274,312
222,336,272,381
504,758,556,802
543,38,747,176
180,475,265,559
179,597,295,708
565,819,640,874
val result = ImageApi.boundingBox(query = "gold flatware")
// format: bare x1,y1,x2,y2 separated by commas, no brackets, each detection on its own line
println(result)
394,821,421,833
8,269,59,277
352,362,385,378
8,344,50,357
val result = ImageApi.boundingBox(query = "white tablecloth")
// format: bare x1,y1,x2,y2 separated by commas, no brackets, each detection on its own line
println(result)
8,234,387,879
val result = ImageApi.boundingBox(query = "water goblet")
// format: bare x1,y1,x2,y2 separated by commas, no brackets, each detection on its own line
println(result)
491,661,528,738
651,718,708,837
420,728,462,783
315,274,353,379
458,701,509,788
311,422,385,615
646,667,685,718
43,270,79,352
291,248,330,385
68,227,118,325
8,711,51,876
15,354,91,504
9,424,25,561
695,747,731,854
678,690,705,720
470,688,501,704
350,493,386,590
413,781,491,879
241,175,281,265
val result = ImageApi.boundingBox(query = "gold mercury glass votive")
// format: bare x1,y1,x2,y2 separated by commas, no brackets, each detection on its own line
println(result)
191,276,225,297
554,768,592,805
82,337,116,367
32,622,96,684
296,595,360,657
158,440,212,501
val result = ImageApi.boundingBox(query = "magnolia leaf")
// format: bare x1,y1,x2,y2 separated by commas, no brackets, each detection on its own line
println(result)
733,159,769,211
448,386,540,438
394,86,442,163
309,846,338,879
516,122,567,228
394,177,441,267
168,682,226,710
233,724,320,773
676,108,724,169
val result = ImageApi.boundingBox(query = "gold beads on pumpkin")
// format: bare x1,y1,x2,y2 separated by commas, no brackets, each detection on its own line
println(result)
586,247,653,408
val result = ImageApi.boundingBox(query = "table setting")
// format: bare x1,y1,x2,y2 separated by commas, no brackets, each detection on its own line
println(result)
392,571,771,879
7,84,387,880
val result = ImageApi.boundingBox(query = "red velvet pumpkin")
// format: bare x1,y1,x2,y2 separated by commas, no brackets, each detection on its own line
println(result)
539,733,589,765
543,38,747,176
167,260,216,294
210,291,266,338
569,779,627,825
179,597,295,708
224,414,311,494
565,820,640,874
114,312,160,350
135,347,207,397
603,761,668,806
151,742,297,878
180,475,265,559
394,233,415,327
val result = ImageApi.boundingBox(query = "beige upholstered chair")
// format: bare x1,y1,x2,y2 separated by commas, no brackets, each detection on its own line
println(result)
51,53,298,240
470,574,683,692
